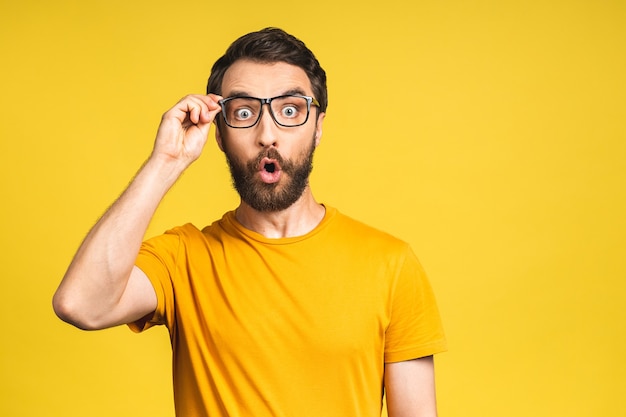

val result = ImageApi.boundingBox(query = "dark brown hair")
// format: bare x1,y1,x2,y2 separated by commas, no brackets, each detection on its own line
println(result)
206,27,328,113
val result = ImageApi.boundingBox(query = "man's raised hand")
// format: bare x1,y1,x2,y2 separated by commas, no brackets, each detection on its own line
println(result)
152,94,222,169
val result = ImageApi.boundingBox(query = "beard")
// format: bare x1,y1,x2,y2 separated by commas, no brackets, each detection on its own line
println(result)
224,137,316,212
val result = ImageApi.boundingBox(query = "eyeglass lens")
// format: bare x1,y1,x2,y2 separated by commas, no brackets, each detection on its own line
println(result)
222,96,311,128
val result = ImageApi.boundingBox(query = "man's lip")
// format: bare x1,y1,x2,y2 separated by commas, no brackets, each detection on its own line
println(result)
257,157,282,184
259,157,281,172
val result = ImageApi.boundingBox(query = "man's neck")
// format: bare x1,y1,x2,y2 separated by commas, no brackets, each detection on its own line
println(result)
234,189,326,239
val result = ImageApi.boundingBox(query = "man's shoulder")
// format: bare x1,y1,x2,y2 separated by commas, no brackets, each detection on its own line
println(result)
328,207,410,250
158,223,204,238
158,211,235,238
147,218,225,246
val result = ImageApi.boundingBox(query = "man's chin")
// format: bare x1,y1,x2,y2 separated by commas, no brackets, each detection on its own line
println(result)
227,145,314,213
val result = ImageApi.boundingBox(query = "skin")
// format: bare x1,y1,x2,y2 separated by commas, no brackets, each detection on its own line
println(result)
53,60,438,416
385,357,439,417
215,60,326,237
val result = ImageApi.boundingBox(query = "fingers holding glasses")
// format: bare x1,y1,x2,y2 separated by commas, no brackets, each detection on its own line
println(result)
174,94,222,127
153,94,223,167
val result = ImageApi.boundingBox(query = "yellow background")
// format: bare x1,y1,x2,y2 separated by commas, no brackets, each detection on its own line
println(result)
1,1,624,416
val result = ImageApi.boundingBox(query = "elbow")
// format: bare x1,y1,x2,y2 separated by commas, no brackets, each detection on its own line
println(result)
52,290,101,331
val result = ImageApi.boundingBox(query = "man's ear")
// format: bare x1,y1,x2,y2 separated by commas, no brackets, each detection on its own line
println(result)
314,112,325,147
214,120,225,152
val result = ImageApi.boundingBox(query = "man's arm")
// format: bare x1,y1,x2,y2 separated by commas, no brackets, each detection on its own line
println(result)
53,94,222,330
384,356,439,417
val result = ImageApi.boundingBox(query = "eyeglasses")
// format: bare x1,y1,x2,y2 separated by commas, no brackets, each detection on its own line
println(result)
218,94,320,129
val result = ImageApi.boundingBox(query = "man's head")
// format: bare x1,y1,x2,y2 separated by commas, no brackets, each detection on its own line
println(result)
207,27,327,113
206,29,327,213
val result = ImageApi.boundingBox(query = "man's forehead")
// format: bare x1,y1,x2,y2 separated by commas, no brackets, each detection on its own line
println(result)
221,59,313,97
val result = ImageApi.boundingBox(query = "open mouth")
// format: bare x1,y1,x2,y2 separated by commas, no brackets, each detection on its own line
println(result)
264,162,276,173
258,158,282,184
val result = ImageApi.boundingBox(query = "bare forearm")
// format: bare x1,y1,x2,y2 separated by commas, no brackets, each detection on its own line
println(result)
53,156,183,329
53,94,222,330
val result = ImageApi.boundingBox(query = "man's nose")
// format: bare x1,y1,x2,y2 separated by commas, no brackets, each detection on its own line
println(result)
256,105,278,147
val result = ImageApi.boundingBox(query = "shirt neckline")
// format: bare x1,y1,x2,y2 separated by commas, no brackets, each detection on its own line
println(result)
222,205,337,245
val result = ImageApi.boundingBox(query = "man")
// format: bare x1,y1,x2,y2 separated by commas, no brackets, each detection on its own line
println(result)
53,28,447,417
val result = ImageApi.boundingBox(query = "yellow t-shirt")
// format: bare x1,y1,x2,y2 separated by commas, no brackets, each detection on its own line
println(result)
132,206,446,417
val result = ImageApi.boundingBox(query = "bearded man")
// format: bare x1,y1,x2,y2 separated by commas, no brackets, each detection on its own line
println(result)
53,28,447,417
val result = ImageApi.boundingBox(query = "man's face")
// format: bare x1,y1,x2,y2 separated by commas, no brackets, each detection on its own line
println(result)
215,60,325,212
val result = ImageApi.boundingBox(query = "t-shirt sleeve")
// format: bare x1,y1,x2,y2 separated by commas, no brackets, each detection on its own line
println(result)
384,245,447,362
127,231,180,333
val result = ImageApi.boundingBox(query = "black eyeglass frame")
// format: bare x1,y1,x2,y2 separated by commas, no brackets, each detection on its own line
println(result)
218,94,320,129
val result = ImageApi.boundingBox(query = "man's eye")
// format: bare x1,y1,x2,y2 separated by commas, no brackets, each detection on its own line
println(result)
235,108,253,120
281,105,298,118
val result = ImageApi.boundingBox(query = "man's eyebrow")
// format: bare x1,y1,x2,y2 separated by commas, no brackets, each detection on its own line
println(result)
224,88,309,99
281,88,307,97
227,90,252,98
